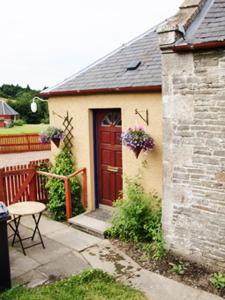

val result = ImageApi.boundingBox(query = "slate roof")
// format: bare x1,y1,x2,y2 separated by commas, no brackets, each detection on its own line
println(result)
41,26,161,96
180,0,225,45
0,100,19,116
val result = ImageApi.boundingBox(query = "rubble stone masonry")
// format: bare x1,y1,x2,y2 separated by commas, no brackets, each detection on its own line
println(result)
161,48,225,269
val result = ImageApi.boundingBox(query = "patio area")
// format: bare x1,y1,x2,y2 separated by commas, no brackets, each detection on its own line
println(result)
8,215,222,300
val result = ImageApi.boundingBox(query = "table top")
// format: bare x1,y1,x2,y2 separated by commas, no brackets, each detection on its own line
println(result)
8,201,46,216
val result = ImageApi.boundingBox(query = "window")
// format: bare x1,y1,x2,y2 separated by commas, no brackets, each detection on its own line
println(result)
101,112,121,127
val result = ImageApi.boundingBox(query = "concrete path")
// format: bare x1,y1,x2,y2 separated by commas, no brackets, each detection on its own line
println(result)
0,150,51,168
9,215,222,300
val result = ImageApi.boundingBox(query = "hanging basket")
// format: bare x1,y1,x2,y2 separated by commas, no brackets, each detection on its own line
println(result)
133,147,142,159
52,138,61,148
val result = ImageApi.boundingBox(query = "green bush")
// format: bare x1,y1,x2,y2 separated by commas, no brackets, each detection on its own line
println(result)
40,117,49,124
106,177,166,259
14,119,26,126
45,146,85,221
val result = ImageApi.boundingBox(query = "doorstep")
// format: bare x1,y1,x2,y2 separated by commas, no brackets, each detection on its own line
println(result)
68,205,114,238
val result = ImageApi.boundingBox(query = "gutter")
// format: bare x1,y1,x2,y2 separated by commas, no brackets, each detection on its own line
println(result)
39,85,162,98
173,40,225,52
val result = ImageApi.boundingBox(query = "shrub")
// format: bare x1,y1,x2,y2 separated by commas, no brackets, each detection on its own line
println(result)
45,146,85,221
14,119,26,126
106,177,166,259
40,117,49,124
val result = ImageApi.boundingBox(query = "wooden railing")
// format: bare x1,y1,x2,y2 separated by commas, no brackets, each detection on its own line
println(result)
0,133,51,154
36,168,87,220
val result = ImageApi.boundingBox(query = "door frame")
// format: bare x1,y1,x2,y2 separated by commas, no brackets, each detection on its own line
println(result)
93,108,122,208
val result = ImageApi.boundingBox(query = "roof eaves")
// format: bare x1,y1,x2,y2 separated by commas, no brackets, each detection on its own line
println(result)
173,40,225,52
39,85,162,98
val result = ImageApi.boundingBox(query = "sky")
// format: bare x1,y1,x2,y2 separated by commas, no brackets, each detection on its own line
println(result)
0,0,182,90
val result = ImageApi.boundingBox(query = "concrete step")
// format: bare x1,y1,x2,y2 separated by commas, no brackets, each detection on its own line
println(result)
68,214,111,238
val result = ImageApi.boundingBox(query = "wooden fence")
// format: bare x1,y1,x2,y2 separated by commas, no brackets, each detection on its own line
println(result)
0,134,51,154
0,160,49,206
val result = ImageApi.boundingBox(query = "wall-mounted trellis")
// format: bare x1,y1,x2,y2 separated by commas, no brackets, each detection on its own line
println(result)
62,111,74,154
52,110,74,153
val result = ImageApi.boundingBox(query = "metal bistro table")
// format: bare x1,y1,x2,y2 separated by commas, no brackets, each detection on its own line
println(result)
8,201,46,255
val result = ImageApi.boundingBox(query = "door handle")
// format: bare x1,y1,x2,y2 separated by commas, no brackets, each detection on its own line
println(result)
107,166,119,173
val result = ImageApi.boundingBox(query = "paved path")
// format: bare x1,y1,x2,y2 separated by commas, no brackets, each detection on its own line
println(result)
0,151,51,168
9,215,222,300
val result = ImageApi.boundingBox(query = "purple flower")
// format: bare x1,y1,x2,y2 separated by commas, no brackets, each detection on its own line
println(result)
39,126,64,144
121,125,154,153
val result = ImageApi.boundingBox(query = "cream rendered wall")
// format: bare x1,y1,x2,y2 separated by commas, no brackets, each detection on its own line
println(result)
48,92,162,210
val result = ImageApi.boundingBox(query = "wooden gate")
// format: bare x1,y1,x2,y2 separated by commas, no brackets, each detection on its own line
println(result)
0,160,48,206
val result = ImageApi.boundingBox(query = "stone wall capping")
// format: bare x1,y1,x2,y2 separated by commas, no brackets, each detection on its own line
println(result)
158,0,207,48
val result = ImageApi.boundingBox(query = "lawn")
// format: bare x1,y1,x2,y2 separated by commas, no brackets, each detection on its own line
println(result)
0,124,48,135
0,270,146,300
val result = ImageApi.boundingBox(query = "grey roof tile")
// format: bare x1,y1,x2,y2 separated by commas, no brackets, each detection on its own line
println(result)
43,26,161,94
185,0,225,44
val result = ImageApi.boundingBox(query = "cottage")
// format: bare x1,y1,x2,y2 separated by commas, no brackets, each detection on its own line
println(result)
158,0,225,268
40,26,162,210
0,98,19,127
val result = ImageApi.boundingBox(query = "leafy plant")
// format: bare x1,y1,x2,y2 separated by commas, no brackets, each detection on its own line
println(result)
210,272,225,289
14,119,26,126
106,177,166,260
170,262,187,275
45,146,85,221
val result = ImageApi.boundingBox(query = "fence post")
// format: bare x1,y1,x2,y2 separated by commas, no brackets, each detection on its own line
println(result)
29,165,37,201
26,135,30,151
64,178,72,220
0,169,6,203
82,168,87,208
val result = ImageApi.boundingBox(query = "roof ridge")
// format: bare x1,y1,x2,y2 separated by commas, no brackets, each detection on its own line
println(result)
43,24,161,94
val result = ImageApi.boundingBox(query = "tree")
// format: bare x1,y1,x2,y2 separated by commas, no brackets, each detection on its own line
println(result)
1,83,49,124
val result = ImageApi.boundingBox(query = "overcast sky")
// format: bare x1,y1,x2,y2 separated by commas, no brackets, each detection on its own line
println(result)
0,0,182,90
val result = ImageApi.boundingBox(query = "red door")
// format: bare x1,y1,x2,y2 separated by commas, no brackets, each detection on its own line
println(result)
96,109,122,206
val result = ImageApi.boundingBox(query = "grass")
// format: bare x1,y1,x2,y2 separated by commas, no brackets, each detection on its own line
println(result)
0,124,48,134
0,269,146,300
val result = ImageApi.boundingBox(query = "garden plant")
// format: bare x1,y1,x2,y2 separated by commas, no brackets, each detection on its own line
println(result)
45,146,85,221
106,177,165,260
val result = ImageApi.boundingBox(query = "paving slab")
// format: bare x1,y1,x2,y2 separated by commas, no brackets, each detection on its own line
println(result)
12,269,49,288
10,248,39,279
47,226,101,252
0,150,51,168
21,215,68,235
37,251,90,278
82,240,223,300
25,237,72,265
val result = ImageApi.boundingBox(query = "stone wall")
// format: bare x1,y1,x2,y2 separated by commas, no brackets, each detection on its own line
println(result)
161,47,225,269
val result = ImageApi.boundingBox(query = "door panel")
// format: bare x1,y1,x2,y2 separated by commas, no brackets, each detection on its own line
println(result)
96,109,122,206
